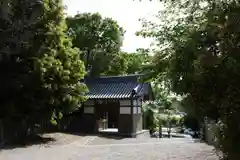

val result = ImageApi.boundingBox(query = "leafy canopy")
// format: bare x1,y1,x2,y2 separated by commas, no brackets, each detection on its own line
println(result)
120,49,151,74
66,13,125,76
138,0,240,158
0,0,87,127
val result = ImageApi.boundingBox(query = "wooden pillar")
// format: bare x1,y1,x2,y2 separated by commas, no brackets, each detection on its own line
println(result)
83,100,96,133
118,99,133,136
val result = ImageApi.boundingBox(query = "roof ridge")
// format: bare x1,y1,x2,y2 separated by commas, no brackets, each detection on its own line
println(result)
85,74,144,84
97,74,144,79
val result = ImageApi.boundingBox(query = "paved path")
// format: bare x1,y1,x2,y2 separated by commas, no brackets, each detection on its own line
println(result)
0,136,218,160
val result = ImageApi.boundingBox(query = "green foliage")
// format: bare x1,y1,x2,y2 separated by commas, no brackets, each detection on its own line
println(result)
66,12,152,77
0,0,87,133
66,13,125,76
120,50,151,74
158,111,182,126
142,96,183,136
157,104,183,137
139,0,240,158
0,0,47,124
142,102,159,131
34,0,88,122
152,82,171,108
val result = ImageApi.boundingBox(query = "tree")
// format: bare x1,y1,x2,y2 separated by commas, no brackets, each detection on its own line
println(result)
66,13,125,76
138,0,240,159
34,0,88,128
0,0,48,135
158,110,182,138
142,102,159,134
142,96,183,138
0,0,87,137
142,79,182,137
120,50,151,74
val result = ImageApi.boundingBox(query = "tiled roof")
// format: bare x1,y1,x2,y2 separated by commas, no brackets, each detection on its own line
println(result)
85,74,145,99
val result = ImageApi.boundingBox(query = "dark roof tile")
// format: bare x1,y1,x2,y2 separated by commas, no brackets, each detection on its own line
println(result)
86,82,138,99
85,74,152,100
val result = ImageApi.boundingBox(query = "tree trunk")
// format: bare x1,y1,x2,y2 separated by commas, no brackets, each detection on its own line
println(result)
167,121,171,138
56,117,61,131
159,124,162,138
167,129,171,138
86,49,91,73
149,128,153,135
0,120,3,145
200,122,205,141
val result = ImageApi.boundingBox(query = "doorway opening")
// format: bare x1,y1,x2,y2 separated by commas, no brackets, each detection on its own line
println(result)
96,100,119,133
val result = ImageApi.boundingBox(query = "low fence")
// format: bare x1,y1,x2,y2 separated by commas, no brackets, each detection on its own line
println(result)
0,117,69,145
0,120,50,144
0,113,85,145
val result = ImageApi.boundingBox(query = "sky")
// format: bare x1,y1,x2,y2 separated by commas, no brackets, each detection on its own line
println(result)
63,0,164,52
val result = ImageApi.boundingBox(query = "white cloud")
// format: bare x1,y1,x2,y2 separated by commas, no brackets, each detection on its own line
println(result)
63,0,163,52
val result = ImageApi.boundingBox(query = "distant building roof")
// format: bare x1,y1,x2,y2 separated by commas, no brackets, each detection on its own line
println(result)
85,74,153,100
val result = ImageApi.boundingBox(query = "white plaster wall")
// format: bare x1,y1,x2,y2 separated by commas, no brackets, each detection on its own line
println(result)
120,107,131,114
84,107,94,114
120,100,131,106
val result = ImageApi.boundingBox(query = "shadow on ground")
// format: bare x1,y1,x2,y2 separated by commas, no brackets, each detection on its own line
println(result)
65,131,125,140
0,134,56,150
96,134,124,140
0,131,128,150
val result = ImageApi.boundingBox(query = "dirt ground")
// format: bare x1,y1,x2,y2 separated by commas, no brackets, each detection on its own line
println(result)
0,132,219,160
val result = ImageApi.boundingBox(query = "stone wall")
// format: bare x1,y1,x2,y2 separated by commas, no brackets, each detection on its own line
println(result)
203,118,219,147
132,99,143,134
132,113,143,133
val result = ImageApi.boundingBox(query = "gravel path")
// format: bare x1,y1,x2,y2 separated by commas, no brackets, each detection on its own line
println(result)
0,135,219,160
